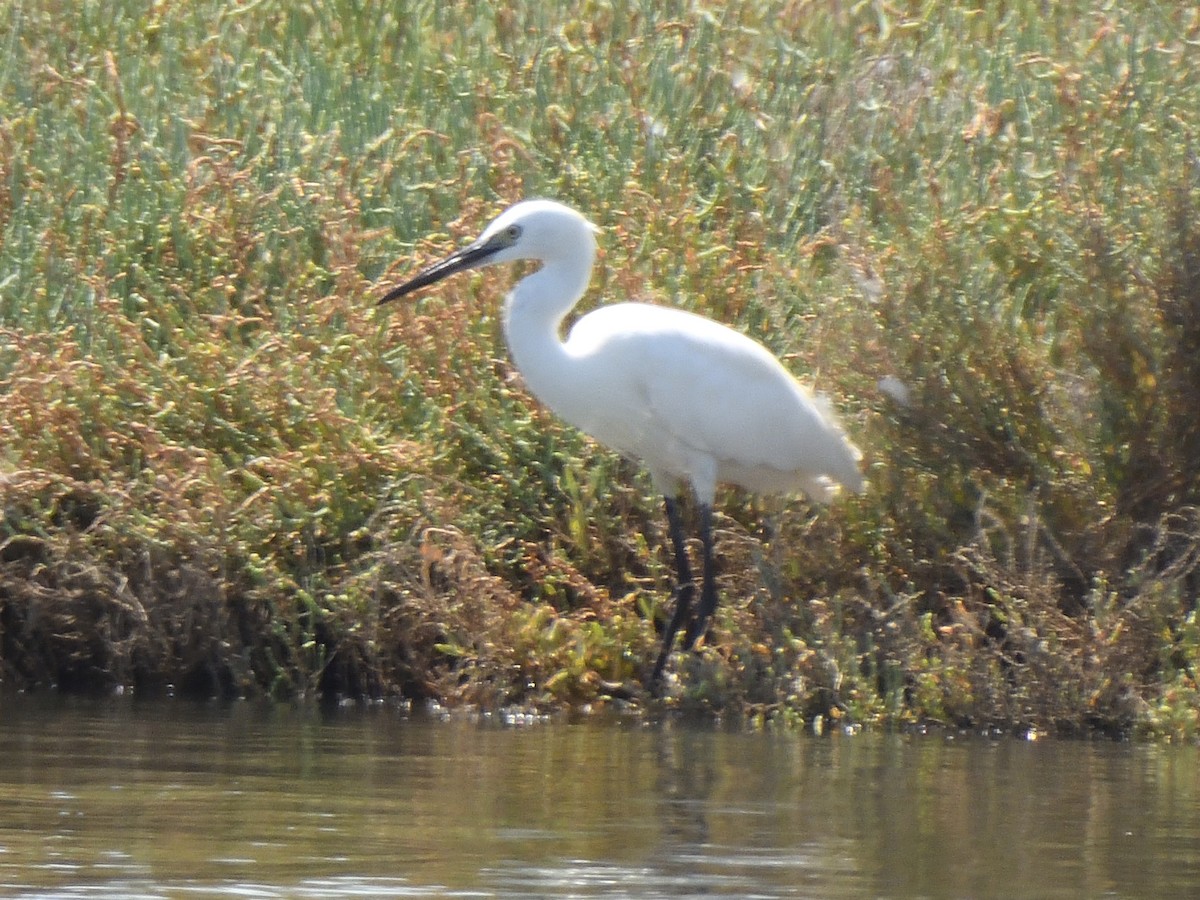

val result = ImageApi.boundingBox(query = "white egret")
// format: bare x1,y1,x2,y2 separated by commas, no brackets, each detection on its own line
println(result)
379,199,864,689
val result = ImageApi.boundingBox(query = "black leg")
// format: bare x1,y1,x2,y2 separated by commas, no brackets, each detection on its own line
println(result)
649,496,694,686
683,502,717,650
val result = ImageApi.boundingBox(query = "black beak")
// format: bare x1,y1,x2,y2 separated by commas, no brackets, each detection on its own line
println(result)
378,237,506,306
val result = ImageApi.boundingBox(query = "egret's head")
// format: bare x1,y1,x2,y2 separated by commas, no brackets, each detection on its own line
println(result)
378,199,598,306
479,200,598,264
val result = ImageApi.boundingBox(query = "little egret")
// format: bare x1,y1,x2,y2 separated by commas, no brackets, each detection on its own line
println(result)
378,199,864,689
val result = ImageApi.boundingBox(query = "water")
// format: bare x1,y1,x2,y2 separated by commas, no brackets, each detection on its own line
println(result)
0,696,1197,899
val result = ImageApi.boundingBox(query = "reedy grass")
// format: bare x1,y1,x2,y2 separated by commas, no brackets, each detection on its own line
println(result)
1,0,1199,736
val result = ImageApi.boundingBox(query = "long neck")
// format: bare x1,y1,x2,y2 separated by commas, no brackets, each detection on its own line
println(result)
501,253,593,419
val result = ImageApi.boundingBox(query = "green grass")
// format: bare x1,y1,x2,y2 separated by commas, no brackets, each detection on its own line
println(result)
2,0,1199,737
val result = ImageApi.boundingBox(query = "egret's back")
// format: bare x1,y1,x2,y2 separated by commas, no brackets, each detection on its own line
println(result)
559,302,863,502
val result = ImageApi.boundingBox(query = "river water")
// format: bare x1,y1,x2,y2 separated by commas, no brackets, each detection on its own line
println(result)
0,695,1196,899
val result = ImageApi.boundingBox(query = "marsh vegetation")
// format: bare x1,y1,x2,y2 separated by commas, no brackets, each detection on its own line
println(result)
2,1,1198,736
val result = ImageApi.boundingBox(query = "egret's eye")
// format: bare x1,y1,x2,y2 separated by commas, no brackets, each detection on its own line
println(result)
506,224,522,242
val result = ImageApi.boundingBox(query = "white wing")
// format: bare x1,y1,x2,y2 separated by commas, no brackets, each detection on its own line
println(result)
563,303,863,499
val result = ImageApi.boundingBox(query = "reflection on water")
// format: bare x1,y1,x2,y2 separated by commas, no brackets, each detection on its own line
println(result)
0,695,1197,899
